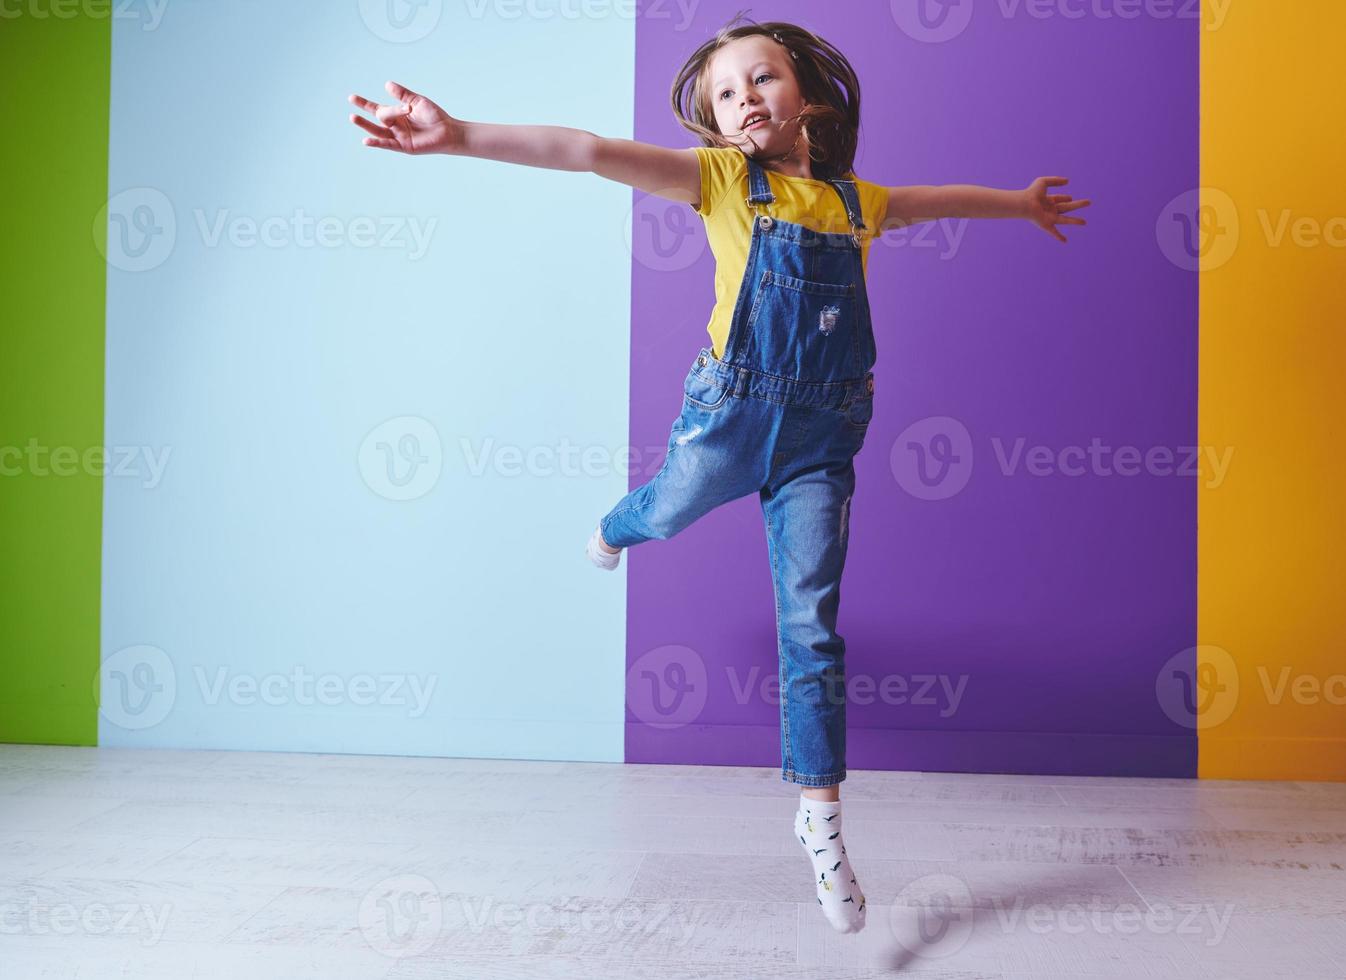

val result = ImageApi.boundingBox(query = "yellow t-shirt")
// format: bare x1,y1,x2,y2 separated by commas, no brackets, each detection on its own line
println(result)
693,146,889,360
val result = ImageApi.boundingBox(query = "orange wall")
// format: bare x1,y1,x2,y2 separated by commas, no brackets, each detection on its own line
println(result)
1199,0,1346,779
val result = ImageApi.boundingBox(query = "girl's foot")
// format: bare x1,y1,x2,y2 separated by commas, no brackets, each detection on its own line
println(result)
586,526,621,570
795,792,866,933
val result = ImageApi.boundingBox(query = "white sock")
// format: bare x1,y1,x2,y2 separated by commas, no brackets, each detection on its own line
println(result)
795,792,866,933
585,525,621,570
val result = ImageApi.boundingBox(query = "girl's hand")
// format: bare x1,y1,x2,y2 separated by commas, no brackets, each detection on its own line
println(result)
1023,177,1091,243
347,81,464,155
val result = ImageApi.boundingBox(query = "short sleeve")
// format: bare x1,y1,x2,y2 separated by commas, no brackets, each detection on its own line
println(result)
856,177,889,237
692,146,745,218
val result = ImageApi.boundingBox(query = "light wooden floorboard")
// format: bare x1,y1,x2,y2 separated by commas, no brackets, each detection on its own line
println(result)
2,746,1342,980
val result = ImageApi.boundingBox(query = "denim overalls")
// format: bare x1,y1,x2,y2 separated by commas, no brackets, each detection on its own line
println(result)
602,154,876,788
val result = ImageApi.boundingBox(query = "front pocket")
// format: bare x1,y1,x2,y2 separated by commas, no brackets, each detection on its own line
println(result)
845,394,874,429
745,271,861,380
683,370,732,411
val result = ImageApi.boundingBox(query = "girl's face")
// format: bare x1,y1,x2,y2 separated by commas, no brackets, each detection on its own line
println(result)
706,35,807,155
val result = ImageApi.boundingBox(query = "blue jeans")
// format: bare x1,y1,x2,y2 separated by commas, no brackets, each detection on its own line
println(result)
604,152,878,787
602,348,874,786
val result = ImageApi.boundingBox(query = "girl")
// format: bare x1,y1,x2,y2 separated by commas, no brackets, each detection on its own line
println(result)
348,17,1088,935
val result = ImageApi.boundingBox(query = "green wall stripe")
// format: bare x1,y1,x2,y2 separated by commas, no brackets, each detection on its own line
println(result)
0,12,110,745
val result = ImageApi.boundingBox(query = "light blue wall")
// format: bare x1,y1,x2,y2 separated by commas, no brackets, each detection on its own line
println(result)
101,1,634,759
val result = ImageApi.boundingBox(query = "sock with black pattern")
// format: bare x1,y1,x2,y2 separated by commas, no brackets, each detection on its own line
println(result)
794,792,866,933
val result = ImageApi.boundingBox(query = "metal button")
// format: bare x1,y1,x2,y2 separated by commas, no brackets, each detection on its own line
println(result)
697,355,707,367
759,215,774,230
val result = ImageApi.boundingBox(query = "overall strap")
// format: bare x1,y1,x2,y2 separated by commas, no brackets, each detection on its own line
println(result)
744,154,775,214
828,177,868,245
743,154,868,244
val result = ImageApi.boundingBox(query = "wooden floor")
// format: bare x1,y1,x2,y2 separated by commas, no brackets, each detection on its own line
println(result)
1,745,1344,978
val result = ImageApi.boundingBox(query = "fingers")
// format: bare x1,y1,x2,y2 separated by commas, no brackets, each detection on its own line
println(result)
1050,227,1068,243
349,91,410,124
361,136,404,152
386,80,420,103
1058,216,1087,226
1042,176,1069,187
348,92,383,116
350,113,394,140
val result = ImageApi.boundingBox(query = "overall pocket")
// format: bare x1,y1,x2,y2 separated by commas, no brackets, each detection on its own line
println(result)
845,393,874,429
745,271,861,380
683,369,732,411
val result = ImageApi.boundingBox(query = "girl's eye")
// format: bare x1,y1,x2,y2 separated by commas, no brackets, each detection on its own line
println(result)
718,73,773,101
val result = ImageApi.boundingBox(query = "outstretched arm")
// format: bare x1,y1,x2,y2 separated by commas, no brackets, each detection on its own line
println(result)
883,177,1091,243
348,81,700,204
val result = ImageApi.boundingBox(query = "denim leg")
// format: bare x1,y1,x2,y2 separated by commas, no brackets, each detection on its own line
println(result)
761,455,857,787
600,396,767,549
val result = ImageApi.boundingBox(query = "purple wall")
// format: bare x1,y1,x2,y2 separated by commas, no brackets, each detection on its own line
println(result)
626,1,1198,777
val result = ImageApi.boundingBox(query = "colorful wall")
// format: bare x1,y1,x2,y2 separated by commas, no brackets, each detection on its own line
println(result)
2,1,1339,782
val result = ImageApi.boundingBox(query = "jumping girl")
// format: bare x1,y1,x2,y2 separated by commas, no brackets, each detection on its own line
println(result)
348,16,1089,935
